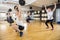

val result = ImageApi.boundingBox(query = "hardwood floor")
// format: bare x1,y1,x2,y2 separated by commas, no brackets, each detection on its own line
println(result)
0,21,60,40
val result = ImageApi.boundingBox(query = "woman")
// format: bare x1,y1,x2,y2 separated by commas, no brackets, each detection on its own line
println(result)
26,11,31,23
7,9,14,26
44,3,56,30
13,5,27,37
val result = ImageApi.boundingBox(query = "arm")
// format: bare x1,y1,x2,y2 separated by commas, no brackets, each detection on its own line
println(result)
17,4,22,14
53,3,56,12
44,5,47,11
17,5,22,20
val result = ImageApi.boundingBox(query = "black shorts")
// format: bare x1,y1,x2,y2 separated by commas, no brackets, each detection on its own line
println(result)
18,25,24,30
46,19,54,22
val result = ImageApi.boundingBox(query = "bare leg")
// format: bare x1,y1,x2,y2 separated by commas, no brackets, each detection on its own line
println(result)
12,23,20,32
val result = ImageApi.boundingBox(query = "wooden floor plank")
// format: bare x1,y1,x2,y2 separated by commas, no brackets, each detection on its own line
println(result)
0,21,60,40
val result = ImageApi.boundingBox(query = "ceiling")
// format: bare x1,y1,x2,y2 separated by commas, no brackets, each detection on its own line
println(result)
0,0,58,12
0,0,37,5
31,0,58,7
0,0,58,7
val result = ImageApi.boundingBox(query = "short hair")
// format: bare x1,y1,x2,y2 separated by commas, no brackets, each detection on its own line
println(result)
8,8,12,12
14,6,19,11
14,6,17,9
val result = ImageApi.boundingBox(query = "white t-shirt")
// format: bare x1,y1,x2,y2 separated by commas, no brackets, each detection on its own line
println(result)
46,10,54,20
15,17,24,26
13,13,27,26
12,12,27,31
21,13,28,20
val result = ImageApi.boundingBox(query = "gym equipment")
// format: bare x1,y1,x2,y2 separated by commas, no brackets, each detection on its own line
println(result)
19,0,25,6
8,9,12,12
30,6,32,9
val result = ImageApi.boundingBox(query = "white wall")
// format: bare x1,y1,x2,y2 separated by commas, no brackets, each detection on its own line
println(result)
56,9,60,22
0,4,30,12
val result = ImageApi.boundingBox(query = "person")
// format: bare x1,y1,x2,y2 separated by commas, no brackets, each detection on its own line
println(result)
26,11,31,23
44,3,56,30
13,5,27,37
7,9,14,26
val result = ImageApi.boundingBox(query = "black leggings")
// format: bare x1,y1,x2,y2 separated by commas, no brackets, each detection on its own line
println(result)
45,19,54,28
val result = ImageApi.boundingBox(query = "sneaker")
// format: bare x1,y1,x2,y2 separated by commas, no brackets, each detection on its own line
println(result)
20,32,23,37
